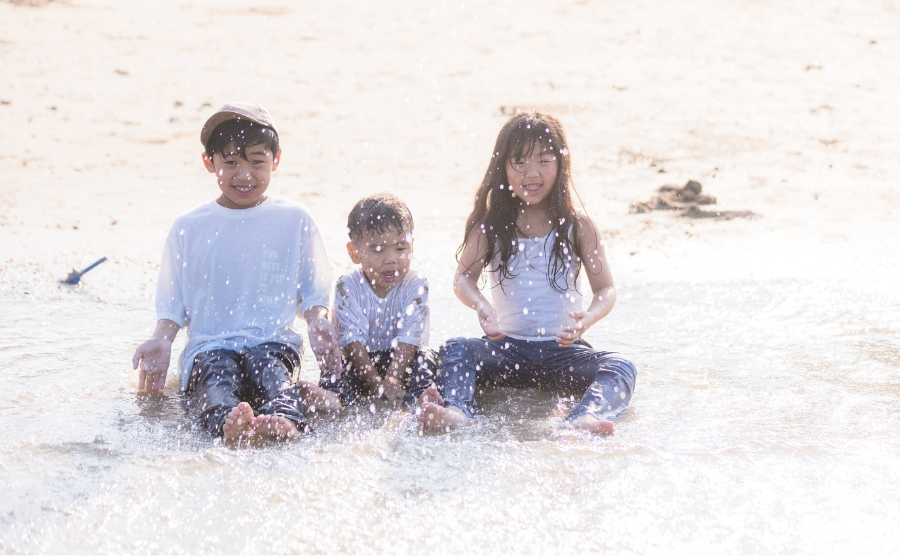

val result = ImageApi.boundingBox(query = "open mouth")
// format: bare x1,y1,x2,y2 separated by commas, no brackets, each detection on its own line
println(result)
381,270,399,280
232,185,255,195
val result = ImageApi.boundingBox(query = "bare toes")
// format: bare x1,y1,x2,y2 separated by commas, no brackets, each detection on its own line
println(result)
252,415,299,440
223,403,256,443
572,415,615,436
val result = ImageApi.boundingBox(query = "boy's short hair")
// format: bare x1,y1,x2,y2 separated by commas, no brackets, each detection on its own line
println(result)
201,102,280,160
204,120,280,161
347,193,414,243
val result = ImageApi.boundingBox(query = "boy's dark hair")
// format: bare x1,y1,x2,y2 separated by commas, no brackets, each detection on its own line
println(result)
347,193,414,243
204,119,280,161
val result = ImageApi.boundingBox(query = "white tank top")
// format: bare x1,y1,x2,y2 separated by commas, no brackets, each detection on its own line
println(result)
487,233,583,341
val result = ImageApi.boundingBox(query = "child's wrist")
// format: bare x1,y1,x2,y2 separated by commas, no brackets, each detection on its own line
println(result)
308,317,333,333
304,305,330,323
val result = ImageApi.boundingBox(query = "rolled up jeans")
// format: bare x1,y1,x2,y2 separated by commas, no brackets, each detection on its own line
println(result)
186,342,307,436
437,336,637,421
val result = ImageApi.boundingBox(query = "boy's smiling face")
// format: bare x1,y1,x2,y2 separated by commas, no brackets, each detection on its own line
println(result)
202,141,281,209
347,227,413,298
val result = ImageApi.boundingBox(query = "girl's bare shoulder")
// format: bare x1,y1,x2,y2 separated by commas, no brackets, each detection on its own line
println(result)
573,212,602,242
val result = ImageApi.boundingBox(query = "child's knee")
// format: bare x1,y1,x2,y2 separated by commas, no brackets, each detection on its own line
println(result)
439,336,486,361
602,356,638,390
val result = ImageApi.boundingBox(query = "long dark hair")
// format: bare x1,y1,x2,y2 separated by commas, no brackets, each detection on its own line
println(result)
459,112,589,293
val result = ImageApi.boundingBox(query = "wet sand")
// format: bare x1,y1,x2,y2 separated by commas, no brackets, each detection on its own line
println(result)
1,0,899,553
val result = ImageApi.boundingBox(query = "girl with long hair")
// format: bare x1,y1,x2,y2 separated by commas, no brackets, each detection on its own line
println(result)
419,112,637,434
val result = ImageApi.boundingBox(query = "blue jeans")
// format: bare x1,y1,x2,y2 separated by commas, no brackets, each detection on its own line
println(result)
437,337,637,421
186,342,307,436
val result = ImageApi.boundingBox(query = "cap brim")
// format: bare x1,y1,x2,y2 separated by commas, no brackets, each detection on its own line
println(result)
200,104,278,148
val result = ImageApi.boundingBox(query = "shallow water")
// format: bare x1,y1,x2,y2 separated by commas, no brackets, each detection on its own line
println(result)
2,261,898,553
3,0,900,551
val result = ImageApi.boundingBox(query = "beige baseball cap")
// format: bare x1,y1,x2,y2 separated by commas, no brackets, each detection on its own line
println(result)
200,101,279,148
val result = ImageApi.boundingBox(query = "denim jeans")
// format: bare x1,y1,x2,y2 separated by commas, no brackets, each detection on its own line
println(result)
320,348,437,407
437,336,637,421
186,342,307,436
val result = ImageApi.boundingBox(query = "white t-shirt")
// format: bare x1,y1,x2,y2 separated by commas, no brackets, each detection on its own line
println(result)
156,198,331,389
332,268,430,351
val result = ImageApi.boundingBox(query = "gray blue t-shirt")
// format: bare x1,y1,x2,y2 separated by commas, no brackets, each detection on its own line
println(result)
332,268,430,351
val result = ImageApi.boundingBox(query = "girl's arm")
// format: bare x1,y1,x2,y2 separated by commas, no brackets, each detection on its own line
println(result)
454,230,506,341
558,214,616,347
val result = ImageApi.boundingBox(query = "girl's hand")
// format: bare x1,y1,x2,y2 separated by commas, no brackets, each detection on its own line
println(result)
557,310,591,348
477,302,507,342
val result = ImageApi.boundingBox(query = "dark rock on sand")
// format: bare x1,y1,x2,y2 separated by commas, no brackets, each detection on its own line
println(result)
630,180,756,220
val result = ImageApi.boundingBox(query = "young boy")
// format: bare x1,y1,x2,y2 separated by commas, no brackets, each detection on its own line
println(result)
132,102,341,444
319,194,441,408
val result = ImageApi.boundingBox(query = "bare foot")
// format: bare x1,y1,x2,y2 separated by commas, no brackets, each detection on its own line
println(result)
571,415,615,435
417,385,444,406
223,402,256,445
417,401,468,432
297,380,342,415
251,414,299,441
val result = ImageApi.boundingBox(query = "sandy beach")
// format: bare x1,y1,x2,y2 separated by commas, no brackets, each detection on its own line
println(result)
1,0,898,552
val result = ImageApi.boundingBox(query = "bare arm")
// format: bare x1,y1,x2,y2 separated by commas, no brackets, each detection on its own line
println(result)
384,342,418,401
342,341,414,401
304,305,342,376
454,230,506,341
343,341,379,392
132,319,181,392
557,215,617,347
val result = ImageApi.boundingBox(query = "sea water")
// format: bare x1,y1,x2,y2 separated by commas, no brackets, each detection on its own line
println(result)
1,248,897,553
2,0,899,551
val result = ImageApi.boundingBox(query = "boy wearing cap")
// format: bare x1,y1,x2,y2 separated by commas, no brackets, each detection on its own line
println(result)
132,102,341,445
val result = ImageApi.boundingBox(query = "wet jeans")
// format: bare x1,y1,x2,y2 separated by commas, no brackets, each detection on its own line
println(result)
186,342,307,436
437,336,637,421
320,348,437,407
